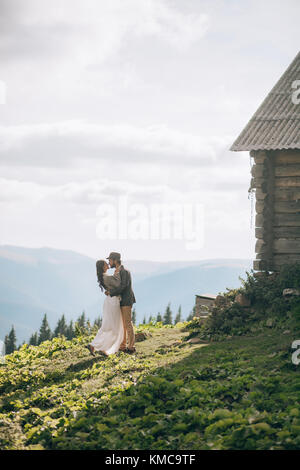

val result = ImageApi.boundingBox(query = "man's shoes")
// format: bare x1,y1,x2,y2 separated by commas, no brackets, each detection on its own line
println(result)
127,347,136,354
118,347,136,354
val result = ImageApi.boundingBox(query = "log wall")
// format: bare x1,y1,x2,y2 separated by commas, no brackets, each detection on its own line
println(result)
252,149,300,271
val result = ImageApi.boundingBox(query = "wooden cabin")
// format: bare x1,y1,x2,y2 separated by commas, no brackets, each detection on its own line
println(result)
230,51,300,271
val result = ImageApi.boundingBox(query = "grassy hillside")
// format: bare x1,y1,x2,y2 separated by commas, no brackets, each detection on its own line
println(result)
0,321,299,450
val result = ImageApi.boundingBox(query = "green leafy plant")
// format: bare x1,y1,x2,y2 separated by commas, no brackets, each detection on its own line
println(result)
185,265,300,341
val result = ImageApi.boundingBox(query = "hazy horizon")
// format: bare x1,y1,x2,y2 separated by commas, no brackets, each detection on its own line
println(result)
0,242,252,264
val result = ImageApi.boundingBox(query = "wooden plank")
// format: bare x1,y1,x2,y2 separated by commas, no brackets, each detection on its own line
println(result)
255,189,267,200
255,253,300,266
251,164,265,178
252,177,267,191
264,153,275,261
273,227,300,238
253,259,271,271
255,226,300,239
256,201,274,216
271,263,300,271
274,213,300,226
256,200,287,215
250,150,267,164
255,251,274,260
274,238,300,253
273,254,300,264
252,176,264,186
255,239,265,254
256,200,265,214
256,209,274,227
274,189,300,201
275,151,300,165
255,227,265,239
275,165,300,177
255,213,264,227
275,177,300,188
274,201,300,213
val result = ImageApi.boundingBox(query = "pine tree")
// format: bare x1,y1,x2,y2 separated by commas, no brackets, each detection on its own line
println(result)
53,314,67,338
163,303,172,325
77,311,86,328
156,312,162,322
66,321,75,340
9,326,17,353
86,319,92,334
93,316,102,328
74,312,87,337
38,314,52,344
142,316,146,324
186,306,196,321
0,339,5,358
132,308,136,325
4,335,8,354
29,332,38,346
174,305,182,324
148,315,153,323
5,326,17,354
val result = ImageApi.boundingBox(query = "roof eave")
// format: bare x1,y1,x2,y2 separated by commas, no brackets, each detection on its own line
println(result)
230,144,300,152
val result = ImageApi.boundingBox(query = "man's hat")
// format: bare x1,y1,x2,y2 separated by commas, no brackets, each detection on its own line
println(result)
106,252,121,261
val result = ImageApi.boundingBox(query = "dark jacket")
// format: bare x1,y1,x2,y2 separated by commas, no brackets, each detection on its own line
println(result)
109,265,136,307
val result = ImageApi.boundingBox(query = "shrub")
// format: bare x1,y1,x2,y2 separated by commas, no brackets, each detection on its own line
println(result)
185,264,300,341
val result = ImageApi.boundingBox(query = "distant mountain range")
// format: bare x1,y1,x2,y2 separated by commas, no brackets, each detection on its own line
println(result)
0,245,252,344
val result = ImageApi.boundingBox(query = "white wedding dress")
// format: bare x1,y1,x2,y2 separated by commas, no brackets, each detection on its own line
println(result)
90,272,124,355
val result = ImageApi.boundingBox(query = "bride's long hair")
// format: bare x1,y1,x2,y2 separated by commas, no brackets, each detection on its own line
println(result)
96,259,107,292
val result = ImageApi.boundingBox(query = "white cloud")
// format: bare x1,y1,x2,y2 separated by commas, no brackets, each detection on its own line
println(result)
133,0,209,50
0,120,233,167
0,0,209,65
0,173,254,261
0,177,51,203
0,80,6,104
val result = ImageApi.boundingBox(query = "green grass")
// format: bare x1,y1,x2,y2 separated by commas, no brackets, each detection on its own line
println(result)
0,322,299,450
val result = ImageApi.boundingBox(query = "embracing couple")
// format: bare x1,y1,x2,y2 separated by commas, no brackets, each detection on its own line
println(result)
87,252,136,357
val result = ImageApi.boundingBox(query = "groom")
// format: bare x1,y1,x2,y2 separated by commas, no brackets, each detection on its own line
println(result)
105,252,136,354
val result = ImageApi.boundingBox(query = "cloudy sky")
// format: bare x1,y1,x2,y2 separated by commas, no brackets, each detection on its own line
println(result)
0,0,299,262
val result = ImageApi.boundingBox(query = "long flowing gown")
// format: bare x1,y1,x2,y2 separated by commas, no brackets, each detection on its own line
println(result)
90,272,124,355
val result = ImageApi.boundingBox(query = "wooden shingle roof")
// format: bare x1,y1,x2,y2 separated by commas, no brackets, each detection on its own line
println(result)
230,51,300,151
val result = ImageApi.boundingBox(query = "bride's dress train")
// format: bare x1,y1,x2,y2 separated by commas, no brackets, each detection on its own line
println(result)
90,294,124,355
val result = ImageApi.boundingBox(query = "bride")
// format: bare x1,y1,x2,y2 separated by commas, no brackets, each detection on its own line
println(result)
86,260,124,356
